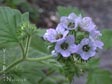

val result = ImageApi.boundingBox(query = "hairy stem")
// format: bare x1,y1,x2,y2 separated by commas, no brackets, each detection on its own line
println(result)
24,36,31,58
26,55,52,62
0,35,52,75
18,41,25,56
0,58,23,74
0,36,32,74
0,55,52,74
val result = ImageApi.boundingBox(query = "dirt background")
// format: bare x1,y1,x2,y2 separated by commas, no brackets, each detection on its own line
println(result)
31,0,112,29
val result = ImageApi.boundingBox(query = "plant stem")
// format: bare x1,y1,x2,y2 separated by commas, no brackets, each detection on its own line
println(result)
0,36,32,74
24,36,31,58
0,58,23,74
0,35,52,75
25,55,52,62
0,55,52,74
18,41,25,56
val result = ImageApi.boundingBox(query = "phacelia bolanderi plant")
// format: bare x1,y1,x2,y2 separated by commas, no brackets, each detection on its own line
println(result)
43,12,104,61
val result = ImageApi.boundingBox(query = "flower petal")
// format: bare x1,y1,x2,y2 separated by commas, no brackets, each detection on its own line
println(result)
88,51,96,57
43,29,57,43
68,12,77,19
56,23,65,33
60,50,71,57
69,44,78,53
60,16,68,23
95,40,104,49
79,17,96,32
55,40,64,52
81,38,89,45
81,53,90,60
66,35,75,44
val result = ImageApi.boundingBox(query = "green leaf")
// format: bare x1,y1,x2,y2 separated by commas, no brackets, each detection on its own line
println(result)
0,44,68,84
41,77,57,84
87,69,112,84
0,7,29,49
10,0,26,5
0,46,68,84
37,29,46,37
101,29,112,49
84,58,100,70
30,29,49,54
57,6,82,16
5,0,26,8
30,34,49,55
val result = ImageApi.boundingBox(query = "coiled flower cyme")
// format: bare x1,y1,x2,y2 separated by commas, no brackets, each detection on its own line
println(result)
43,12,104,61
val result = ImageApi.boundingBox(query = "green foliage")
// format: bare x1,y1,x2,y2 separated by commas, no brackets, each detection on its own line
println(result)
30,36,48,55
57,6,83,16
30,29,49,54
83,58,112,84
87,69,112,84
37,29,46,37
101,29,112,49
0,7,29,49
2,0,39,23
0,47,68,84
62,61,80,83
3,0,26,8
57,56,82,83
19,1,39,22
81,58,100,71
0,7,69,84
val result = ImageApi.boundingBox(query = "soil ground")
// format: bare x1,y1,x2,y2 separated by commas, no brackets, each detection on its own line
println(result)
36,0,112,29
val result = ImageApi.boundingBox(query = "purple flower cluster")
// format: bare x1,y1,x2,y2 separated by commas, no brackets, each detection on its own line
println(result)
43,12,104,60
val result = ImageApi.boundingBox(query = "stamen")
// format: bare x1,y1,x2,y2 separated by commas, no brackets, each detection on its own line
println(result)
61,42,69,50
56,34,63,40
82,45,90,52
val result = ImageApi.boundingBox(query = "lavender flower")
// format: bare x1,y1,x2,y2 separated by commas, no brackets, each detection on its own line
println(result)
43,24,69,43
55,35,77,57
77,38,97,60
90,38,104,49
89,29,104,49
60,12,81,30
43,12,104,60
79,17,96,32
89,29,102,39
94,40,104,49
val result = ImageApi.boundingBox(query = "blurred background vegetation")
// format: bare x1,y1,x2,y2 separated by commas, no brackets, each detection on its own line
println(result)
0,0,112,29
